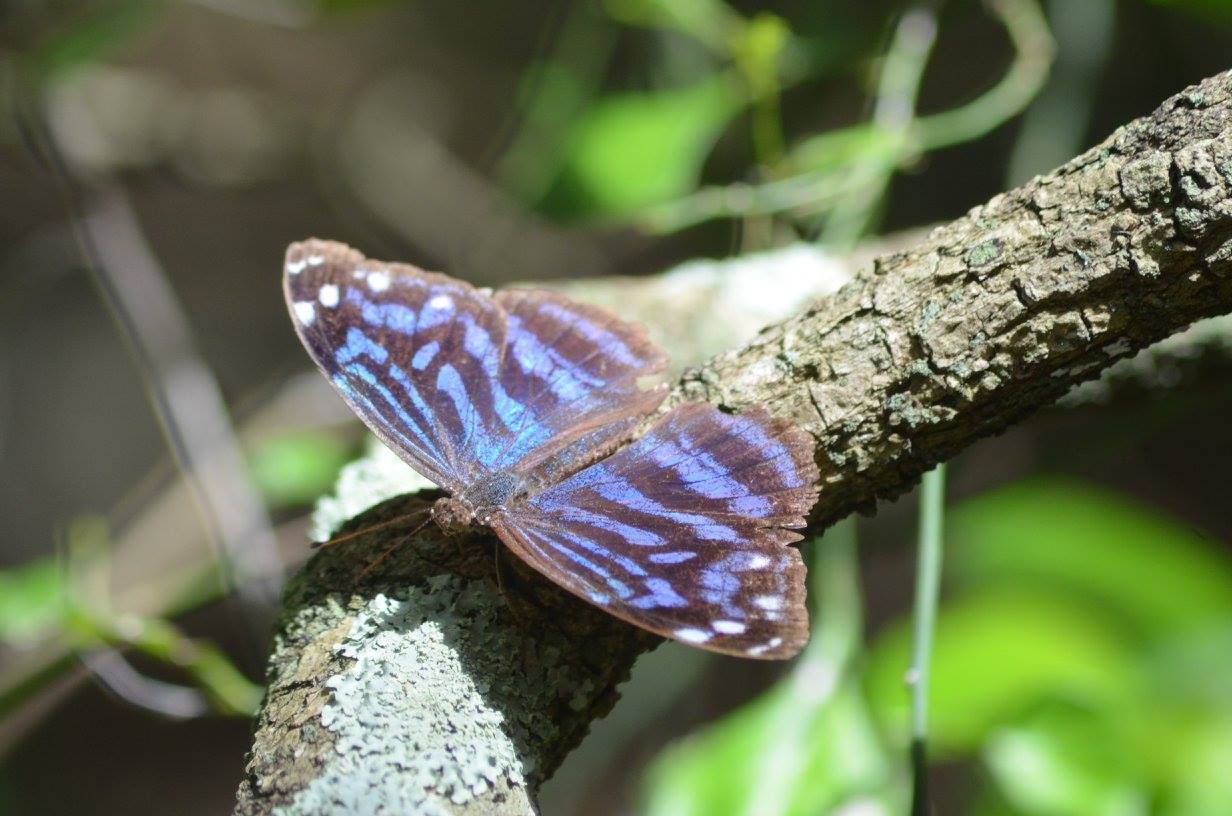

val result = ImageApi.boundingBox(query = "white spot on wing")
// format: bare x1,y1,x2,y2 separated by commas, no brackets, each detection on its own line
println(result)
427,294,453,310
746,637,783,657
306,254,325,266
287,259,307,275
713,620,746,635
293,301,315,325
368,271,390,292
754,594,783,612
674,628,712,644
746,554,771,570
319,284,340,307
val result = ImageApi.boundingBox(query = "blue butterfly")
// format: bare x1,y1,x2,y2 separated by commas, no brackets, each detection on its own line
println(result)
285,239,818,658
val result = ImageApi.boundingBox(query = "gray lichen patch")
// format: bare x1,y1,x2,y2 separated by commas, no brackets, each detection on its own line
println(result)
274,578,556,815
240,480,656,816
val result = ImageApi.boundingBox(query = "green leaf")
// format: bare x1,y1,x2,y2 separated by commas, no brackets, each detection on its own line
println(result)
248,432,353,509
984,704,1149,816
541,76,742,218
949,478,1232,638
1145,623,1232,710
1159,712,1232,816
0,560,66,644
865,589,1138,753
642,674,898,816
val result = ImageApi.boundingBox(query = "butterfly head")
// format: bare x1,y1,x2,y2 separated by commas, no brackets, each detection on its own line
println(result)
431,496,475,534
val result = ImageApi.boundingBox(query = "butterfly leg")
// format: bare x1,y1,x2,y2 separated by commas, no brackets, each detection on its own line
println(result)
313,508,429,550
354,516,431,582
492,539,521,619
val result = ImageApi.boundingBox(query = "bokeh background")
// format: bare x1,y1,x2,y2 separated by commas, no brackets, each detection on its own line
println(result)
3,1,1232,814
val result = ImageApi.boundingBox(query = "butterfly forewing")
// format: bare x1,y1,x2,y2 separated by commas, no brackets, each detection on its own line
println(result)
493,403,818,659
285,241,668,489
285,241,506,490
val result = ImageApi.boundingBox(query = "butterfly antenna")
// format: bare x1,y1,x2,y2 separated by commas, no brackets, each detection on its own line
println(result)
354,515,433,582
312,508,429,550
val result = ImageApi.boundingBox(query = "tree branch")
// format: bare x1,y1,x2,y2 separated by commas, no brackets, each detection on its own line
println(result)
235,69,1232,815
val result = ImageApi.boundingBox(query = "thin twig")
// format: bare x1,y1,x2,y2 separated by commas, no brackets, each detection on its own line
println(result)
908,464,946,816
912,0,1055,151
14,92,282,629
822,0,940,246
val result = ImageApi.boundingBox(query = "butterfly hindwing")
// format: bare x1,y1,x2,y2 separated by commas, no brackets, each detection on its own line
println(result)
493,403,819,659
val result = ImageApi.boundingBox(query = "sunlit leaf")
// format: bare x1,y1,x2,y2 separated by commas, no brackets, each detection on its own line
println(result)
1158,712,1232,816
949,478,1232,638
540,76,742,218
985,704,1149,816
0,560,66,644
248,432,353,508
865,589,1138,753
1144,623,1232,710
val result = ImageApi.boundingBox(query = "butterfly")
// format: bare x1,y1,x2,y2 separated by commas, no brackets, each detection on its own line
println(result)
284,239,819,659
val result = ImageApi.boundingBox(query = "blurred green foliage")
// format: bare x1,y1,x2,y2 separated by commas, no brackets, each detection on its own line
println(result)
17,1,158,79
1149,0,1232,21
541,76,742,218
644,524,900,816
0,559,65,645
644,679,895,816
950,480,1232,636
508,0,1051,235
0,519,260,722
644,478,1232,816
248,431,353,509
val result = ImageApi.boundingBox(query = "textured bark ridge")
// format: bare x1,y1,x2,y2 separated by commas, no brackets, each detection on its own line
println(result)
669,70,1232,525
236,70,1232,815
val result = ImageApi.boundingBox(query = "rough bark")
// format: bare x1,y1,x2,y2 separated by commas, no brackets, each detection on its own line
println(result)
668,72,1232,524
236,70,1232,815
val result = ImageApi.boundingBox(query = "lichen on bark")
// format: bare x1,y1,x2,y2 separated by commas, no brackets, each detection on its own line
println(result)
235,493,654,815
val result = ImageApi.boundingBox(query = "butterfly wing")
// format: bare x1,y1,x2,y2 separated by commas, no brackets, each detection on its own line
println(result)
490,288,667,479
285,240,513,490
491,403,819,659
284,240,667,490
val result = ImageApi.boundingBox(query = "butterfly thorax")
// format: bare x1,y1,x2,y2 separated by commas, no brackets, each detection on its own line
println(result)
431,471,525,533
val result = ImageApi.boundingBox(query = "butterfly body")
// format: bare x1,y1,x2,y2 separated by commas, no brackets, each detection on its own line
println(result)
285,239,820,659
431,472,524,532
